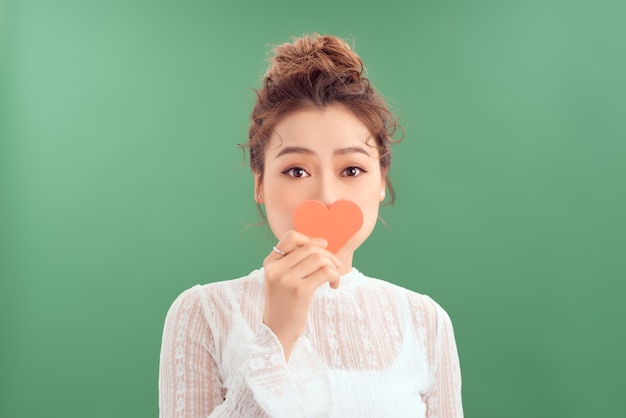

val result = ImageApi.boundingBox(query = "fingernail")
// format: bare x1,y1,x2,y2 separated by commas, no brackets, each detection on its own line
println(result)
313,237,328,247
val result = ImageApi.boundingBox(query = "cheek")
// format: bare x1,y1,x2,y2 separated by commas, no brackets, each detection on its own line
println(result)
266,184,301,209
356,192,381,230
362,202,380,229
263,185,301,237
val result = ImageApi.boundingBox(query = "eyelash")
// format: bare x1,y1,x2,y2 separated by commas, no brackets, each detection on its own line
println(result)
282,167,310,178
341,166,367,177
281,166,367,178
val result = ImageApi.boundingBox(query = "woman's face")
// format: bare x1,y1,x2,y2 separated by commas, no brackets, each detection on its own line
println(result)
255,104,386,265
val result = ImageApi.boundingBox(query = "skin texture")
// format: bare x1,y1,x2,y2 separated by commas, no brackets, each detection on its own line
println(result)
254,104,386,360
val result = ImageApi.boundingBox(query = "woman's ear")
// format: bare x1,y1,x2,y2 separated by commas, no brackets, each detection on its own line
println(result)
254,172,263,204
379,175,387,202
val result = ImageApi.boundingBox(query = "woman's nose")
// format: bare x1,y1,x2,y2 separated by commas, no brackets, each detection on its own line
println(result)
314,175,339,206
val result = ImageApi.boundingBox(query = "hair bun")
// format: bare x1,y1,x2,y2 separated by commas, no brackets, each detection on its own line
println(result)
266,34,364,85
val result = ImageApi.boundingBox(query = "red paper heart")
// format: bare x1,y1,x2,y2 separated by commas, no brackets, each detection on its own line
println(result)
293,200,363,253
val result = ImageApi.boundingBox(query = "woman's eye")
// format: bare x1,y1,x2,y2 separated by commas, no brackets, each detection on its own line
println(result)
342,166,365,177
283,167,310,178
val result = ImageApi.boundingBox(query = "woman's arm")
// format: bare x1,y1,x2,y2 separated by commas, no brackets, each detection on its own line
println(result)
158,287,231,417
158,284,331,418
423,298,463,418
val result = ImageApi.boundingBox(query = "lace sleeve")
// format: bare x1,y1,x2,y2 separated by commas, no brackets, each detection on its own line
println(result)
159,285,331,418
407,293,463,418
422,297,463,418
244,324,331,417
158,287,225,417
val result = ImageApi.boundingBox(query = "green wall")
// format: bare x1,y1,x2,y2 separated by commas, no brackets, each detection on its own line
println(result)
1,0,625,417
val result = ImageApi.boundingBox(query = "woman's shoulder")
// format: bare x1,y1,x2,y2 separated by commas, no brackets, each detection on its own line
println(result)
199,268,263,293
358,271,450,320
166,269,264,315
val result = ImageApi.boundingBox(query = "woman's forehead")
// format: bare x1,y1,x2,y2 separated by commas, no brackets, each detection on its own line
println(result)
266,106,377,153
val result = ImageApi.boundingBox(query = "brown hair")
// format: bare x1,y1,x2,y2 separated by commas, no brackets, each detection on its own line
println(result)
243,33,402,204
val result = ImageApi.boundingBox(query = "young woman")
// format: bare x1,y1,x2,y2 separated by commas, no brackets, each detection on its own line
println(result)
159,34,463,417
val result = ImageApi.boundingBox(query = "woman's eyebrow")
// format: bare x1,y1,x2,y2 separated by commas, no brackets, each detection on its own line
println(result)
334,146,370,156
275,146,316,158
274,145,371,158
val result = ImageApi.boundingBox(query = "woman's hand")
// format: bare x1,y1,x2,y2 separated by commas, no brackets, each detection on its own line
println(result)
262,230,341,361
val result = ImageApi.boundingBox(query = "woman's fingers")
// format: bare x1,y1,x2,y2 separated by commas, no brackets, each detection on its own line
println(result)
303,265,341,292
267,231,327,258
264,230,312,263
265,245,341,290
280,250,339,282
283,243,340,270
265,230,340,271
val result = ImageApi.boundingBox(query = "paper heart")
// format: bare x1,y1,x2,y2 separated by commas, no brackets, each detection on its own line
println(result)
293,200,363,254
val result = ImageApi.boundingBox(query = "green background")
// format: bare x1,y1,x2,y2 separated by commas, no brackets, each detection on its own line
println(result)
1,0,625,417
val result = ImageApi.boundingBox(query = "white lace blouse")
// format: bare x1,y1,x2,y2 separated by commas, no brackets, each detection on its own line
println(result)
159,268,463,417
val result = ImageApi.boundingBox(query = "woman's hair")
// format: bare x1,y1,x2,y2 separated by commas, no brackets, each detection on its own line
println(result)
244,33,402,203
